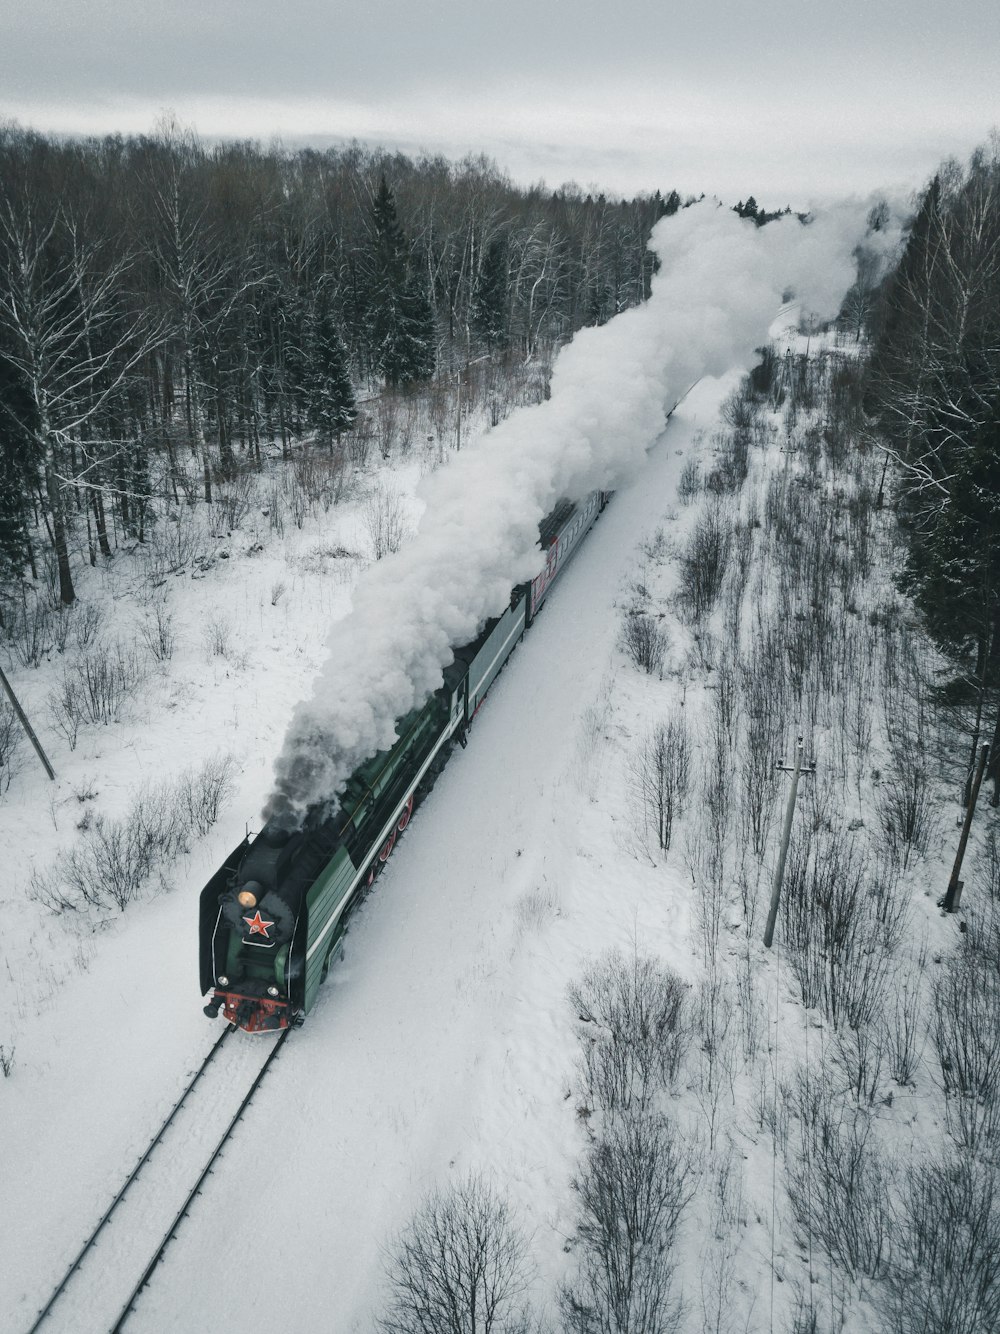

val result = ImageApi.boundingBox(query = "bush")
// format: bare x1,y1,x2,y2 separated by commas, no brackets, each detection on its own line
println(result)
619,611,666,676
561,1113,693,1334
881,1156,1000,1334
48,638,149,747
677,503,732,622
570,949,689,1115
933,949,1000,1153
377,1173,534,1334
139,603,176,663
30,754,236,914
0,696,22,793
785,1081,892,1281
364,481,407,560
629,715,691,853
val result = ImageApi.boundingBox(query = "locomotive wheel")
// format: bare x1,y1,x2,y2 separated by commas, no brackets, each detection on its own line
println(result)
378,829,397,862
397,795,414,832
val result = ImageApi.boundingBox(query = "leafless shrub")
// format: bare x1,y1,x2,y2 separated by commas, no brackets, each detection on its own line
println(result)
677,503,732,622
780,830,895,1031
364,481,408,561
203,616,232,658
695,975,736,1149
144,506,206,578
48,639,148,741
933,949,1000,1153
377,1173,534,1334
4,596,54,668
677,456,701,503
374,390,401,460
739,712,782,860
561,1113,694,1334
30,756,235,915
30,785,185,913
706,429,750,495
887,973,924,1086
139,603,176,663
734,945,765,1063
833,1020,886,1108
785,1083,892,1282
349,415,374,467
619,611,666,676
876,764,935,871
72,602,105,650
48,675,82,750
178,752,237,835
699,1150,747,1334
629,714,691,853
212,473,256,532
720,380,763,433
880,1155,1000,1334
0,696,23,792
569,949,690,1115
270,580,286,607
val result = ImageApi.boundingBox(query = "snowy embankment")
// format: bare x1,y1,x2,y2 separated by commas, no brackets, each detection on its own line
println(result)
0,200,914,1333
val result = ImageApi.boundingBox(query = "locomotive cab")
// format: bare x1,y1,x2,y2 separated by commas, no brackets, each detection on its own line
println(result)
200,826,306,1032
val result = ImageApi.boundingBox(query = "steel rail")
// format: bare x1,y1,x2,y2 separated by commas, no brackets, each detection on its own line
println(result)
27,1024,236,1334
110,1025,291,1332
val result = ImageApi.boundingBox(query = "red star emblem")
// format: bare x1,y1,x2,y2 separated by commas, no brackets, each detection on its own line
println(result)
243,910,275,938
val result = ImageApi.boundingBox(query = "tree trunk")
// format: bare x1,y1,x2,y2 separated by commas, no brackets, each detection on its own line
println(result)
45,457,75,605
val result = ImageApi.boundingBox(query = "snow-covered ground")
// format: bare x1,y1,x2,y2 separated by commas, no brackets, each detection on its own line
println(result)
2,373,725,1332
8,201,992,1334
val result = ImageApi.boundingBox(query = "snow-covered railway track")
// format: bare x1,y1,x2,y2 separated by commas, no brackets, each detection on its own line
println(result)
26,1026,289,1334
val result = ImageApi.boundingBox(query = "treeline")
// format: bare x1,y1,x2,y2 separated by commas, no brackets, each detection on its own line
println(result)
0,124,681,604
865,141,1000,796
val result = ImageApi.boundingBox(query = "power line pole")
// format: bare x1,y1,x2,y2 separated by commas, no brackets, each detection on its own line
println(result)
0,662,55,781
763,736,815,948
942,741,989,913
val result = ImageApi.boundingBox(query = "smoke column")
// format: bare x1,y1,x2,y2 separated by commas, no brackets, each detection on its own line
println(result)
264,197,899,825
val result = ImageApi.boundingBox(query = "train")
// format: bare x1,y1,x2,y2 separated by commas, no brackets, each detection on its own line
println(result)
199,488,610,1032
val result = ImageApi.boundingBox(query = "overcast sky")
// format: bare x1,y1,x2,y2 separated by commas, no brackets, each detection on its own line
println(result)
1,0,996,205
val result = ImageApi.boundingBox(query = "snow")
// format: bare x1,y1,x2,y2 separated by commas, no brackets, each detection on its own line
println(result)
1,200,938,1334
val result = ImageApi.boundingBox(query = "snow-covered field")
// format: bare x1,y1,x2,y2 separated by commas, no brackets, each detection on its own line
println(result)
6,201,995,1334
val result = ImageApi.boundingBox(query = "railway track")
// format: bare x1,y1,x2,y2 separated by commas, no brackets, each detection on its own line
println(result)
26,1025,290,1334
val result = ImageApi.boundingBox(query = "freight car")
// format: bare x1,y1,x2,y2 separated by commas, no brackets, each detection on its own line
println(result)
200,489,610,1032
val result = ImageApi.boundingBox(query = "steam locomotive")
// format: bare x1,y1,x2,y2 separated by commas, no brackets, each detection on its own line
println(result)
199,489,609,1032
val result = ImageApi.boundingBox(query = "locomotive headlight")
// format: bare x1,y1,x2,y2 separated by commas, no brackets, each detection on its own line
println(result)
237,890,258,909
218,975,229,986
267,985,279,997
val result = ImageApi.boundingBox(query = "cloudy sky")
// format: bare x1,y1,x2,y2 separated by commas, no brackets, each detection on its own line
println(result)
1,0,996,205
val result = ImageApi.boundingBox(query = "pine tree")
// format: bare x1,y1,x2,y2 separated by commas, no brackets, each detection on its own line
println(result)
306,295,357,445
471,235,509,349
365,176,436,386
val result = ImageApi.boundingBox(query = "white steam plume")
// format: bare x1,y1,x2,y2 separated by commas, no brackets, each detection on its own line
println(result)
265,198,895,825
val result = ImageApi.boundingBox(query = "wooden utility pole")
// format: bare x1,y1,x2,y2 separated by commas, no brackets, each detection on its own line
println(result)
763,737,815,948
0,662,55,781
942,742,990,913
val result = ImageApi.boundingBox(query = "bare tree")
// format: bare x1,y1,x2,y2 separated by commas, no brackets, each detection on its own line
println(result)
377,1173,534,1334
561,1113,694,1334
569,949,690,1116
0,193,160,602
881,1155,1000,1334
364,481,408,560
619,611,666,676
629,715,691,854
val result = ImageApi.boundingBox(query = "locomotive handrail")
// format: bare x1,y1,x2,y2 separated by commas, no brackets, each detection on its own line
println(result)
27,1022,236,1334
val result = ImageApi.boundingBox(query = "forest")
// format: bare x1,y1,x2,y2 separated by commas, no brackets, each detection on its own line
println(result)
0,124,679,609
